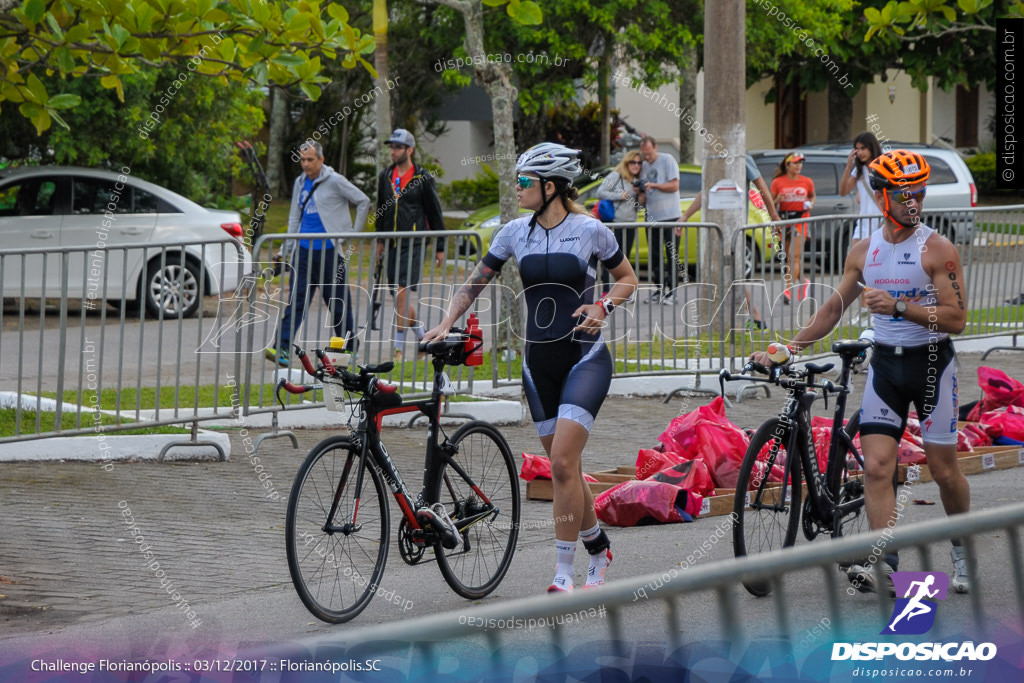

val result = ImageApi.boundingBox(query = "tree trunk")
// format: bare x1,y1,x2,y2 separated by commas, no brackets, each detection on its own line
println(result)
373,0,392,174
441,0,523,357
701,0,746,328
828,76,853,141
266,87,288,196
678,45,697,165
598,35,611,167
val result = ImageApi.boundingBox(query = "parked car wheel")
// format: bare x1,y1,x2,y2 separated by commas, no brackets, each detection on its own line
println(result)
142,254,203,318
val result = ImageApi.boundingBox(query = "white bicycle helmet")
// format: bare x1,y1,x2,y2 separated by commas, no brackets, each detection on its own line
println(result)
515,142,582,183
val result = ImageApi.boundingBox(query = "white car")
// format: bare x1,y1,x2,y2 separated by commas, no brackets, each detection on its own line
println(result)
0,166,253,317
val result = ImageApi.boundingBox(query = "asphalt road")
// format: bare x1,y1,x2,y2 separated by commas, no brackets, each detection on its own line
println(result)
3,349,1024,681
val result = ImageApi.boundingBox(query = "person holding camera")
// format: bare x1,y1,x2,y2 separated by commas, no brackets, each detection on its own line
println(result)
639,137,681,305
595,150,644,281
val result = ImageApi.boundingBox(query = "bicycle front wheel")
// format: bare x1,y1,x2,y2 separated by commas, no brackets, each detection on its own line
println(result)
432,421,520,599
733,417,804,597
285,436,390,623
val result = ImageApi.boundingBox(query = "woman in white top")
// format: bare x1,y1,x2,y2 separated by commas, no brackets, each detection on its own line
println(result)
838,132,884,245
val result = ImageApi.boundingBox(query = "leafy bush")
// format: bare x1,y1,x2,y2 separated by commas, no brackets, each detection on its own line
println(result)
966,152,996,193
439,164,500,210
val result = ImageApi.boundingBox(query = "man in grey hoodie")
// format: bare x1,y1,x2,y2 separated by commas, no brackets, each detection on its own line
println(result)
265,141,370,366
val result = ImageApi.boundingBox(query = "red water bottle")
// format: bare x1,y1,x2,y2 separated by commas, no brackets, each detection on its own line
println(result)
465,313,483,366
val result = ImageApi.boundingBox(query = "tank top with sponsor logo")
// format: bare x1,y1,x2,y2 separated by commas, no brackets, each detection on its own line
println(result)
863,224,947,347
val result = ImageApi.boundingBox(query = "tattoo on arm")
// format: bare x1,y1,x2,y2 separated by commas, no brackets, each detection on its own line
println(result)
948,271,965,311
449,263,498,320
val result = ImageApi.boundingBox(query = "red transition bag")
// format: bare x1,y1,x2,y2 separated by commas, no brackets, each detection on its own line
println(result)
636,448,688,480
594,480,703,526
979,405,1024,441
651,459,715,497
967,366,1024,421
961,423,991,449
519,453,597,482
658,396,750,488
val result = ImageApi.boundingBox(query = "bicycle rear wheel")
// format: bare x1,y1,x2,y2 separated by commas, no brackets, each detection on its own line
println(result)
733,417,804,597
432,421,520,599
829,413,867,538
285,436,390,623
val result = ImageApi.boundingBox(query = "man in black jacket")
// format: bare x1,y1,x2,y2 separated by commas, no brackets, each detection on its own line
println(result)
374,128,446,361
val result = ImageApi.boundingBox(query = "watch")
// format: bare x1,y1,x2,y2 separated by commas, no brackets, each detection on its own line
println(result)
598,298,615,315
892,300,907,319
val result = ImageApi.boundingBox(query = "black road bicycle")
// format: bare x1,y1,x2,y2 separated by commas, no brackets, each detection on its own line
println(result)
280,331,520,622
720,339,876,597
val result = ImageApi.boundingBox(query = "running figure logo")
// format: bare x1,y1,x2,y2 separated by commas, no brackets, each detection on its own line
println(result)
882,571,949,635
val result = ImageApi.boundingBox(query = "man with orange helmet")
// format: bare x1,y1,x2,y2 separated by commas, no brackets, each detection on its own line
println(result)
751,149,971,596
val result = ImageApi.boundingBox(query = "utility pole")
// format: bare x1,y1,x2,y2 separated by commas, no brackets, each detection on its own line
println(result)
700,0,746,329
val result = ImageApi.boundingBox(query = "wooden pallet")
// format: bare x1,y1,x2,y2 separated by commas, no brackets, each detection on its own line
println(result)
899,445,1024,484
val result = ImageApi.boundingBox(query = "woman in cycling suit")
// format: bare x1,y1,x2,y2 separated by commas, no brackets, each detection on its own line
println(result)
424,142,638,593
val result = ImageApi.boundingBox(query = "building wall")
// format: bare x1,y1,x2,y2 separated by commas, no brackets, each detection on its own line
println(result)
418,120,493,183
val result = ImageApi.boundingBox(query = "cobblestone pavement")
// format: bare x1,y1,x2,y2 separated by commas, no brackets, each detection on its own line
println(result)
2,348,1023,638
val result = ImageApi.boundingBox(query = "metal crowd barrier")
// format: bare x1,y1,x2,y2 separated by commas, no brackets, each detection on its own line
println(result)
730,207,1024,368
0,238,247,458
592,221,728,386
242,231,487,440
301,502,1024,662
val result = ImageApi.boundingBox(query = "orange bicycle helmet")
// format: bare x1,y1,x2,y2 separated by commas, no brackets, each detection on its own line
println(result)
868,150,930,191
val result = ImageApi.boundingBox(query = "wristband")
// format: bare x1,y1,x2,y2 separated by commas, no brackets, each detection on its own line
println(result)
598,298,615,316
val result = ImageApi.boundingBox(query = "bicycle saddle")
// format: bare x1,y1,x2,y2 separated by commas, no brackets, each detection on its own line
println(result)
832,339,873,356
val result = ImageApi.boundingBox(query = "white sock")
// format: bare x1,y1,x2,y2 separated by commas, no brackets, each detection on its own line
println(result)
411,324,425,341
551,539,575,590
579,523,601,544
394,328,405,350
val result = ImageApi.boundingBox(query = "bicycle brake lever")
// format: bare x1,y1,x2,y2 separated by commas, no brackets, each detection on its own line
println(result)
718,368,730,397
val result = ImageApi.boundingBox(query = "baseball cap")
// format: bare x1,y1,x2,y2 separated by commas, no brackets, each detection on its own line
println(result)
784,152,805,163
386,129,415,147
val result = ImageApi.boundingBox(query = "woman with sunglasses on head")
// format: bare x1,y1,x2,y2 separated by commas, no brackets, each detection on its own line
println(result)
839,132,885,246
595,150,644,269
423,142,638,593
771,152,815,302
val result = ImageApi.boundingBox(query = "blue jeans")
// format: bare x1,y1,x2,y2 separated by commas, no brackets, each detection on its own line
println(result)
276,244,354,346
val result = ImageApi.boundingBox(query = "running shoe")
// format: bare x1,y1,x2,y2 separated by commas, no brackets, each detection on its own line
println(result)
846,560,896,597
660,291,677,305
1006,293,1024,305
547,574,573,593
583,549,613,589
951,546,970,594
264,346,290,367
644,290,663,304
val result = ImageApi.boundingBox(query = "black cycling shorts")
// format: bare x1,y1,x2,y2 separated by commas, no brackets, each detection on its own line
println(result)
859,337,958,445
523,338,612,437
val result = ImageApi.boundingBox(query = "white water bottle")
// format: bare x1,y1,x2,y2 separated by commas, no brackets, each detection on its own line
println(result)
766,342,793,365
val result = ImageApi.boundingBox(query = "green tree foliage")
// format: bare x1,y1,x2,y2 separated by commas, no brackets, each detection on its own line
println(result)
862,0,1023,92
745,0,858,95
0,0,374,134
0,65,263,206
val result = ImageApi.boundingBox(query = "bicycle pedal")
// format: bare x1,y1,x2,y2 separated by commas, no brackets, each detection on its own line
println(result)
416,503,461,550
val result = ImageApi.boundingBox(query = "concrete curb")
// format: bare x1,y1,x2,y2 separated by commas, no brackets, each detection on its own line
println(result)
0,431,231,463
